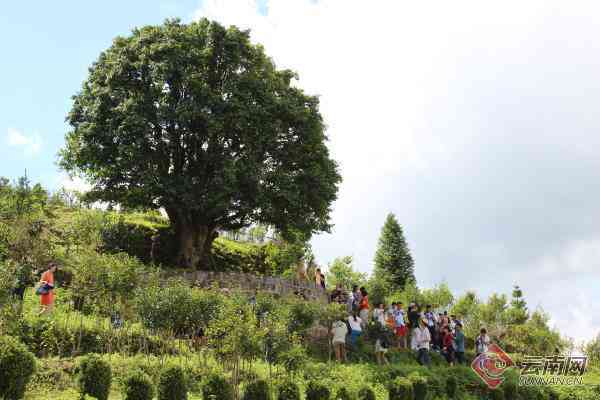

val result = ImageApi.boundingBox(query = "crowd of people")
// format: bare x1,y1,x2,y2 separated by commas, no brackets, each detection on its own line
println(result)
328,283,492,367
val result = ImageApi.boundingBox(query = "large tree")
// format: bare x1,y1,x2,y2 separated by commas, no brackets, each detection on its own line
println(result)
373,213,415,291
60,19,341,269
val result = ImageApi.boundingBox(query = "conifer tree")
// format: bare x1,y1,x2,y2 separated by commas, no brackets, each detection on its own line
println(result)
373,213,415,291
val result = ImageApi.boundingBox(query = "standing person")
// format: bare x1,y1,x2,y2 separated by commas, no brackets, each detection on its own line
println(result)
358,287,369,328
37,262,57,315
315,268,322,288
13,261,33,302
440,311,450,331
347,312,363,346
373,303,386,326
375,334,390,365
394,302,408,349
331,317,349,363
425,305,436,347
441,326,455,366
415,318,432,366
350,285,362,313
346,286,355,314
320,271,326,290
475,328,491,356
454,323,466,365
330,284,344,303
449,314,457,333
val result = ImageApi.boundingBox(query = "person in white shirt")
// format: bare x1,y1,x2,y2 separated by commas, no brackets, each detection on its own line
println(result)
373,303,386,326
347,313,363,345
331,318,349,362
475,328,491,355
415,318,432,366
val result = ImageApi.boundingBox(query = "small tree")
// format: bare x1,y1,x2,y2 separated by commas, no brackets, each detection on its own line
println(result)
243,380,271,400
203,374,234,400
123,370,155,400
306,381,330,400
158,365,188,400
76,354,112,400
0,335,36,400
277,380,300,400
357,387,376,400
334,387,352,400
326,256,366,290
373,213,415,292
388,377,413,400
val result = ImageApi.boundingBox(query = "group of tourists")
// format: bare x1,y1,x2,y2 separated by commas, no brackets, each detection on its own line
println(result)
328,283,492,367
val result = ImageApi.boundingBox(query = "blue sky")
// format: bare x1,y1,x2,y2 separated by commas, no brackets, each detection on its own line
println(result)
2,0,600,343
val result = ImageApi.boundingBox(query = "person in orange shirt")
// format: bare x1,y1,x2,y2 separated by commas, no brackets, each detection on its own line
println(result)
38,262,58,315
358,287,369,328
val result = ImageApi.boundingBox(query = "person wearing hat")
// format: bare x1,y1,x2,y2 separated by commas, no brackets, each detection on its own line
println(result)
37,262,58,314
414,317,432,366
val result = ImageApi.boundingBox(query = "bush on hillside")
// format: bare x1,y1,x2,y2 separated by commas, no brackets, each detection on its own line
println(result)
122,369,155,400
357,387,376,400
306,381,331,400
334,387,353,400
203,374,234,400
277,380,301,400
0,335,36,400
445,375,458,398
76,354,112,400
158,365,188,400
243,380,271,400
503,380,517,399
408,373,428,400
388,377,413,400
489,387,504,400
135,281,224,335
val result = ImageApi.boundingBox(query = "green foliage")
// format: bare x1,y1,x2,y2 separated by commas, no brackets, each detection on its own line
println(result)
585,333,600,366
158,365,188,400
488,387,504,400
502,380,517,399
277,345,308,375
445,375,458,398
66,249,149,315
243,380,271,400
306,381,331,400
60,18,341,269
122,369,155,400
334,387,353,400
203,374,234,400
0,335,36,400
76,354,112,400
277,380,301,400
288,300,319,335
135,281,224,335
388,377,413,400
408,374,428,400
357,387,376,400
326,256,366,290
373,213,415,292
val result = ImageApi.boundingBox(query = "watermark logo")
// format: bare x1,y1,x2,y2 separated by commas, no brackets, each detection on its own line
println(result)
471,344,514,389
518,355,587,386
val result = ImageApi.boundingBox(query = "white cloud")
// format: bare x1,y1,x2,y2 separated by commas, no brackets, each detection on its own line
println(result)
6,128,42,156
192,0,600,343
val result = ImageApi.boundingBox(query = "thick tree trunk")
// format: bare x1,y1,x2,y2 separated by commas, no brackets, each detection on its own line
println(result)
166,207,217,269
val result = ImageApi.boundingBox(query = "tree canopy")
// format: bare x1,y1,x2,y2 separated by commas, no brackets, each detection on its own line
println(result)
373,213,415,291
59,19,341,268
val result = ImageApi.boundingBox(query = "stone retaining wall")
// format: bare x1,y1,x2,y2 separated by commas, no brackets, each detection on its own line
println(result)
177,270,329,302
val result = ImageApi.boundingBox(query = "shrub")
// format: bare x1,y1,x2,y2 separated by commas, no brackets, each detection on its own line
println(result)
0,335,36,400
243,380,271,400
158,365,188,400
122,370,155,400
335,387,353,400
408,374,427,400
445,375,457,398
76,354,112,400
203,374,234,400
503,380,517,399
388,377,413,400
357,387,376,400
489,387,504,400
306,381,331,400
277,380,301,400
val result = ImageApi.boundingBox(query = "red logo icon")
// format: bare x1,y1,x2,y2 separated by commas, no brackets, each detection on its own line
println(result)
471,344,514,389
